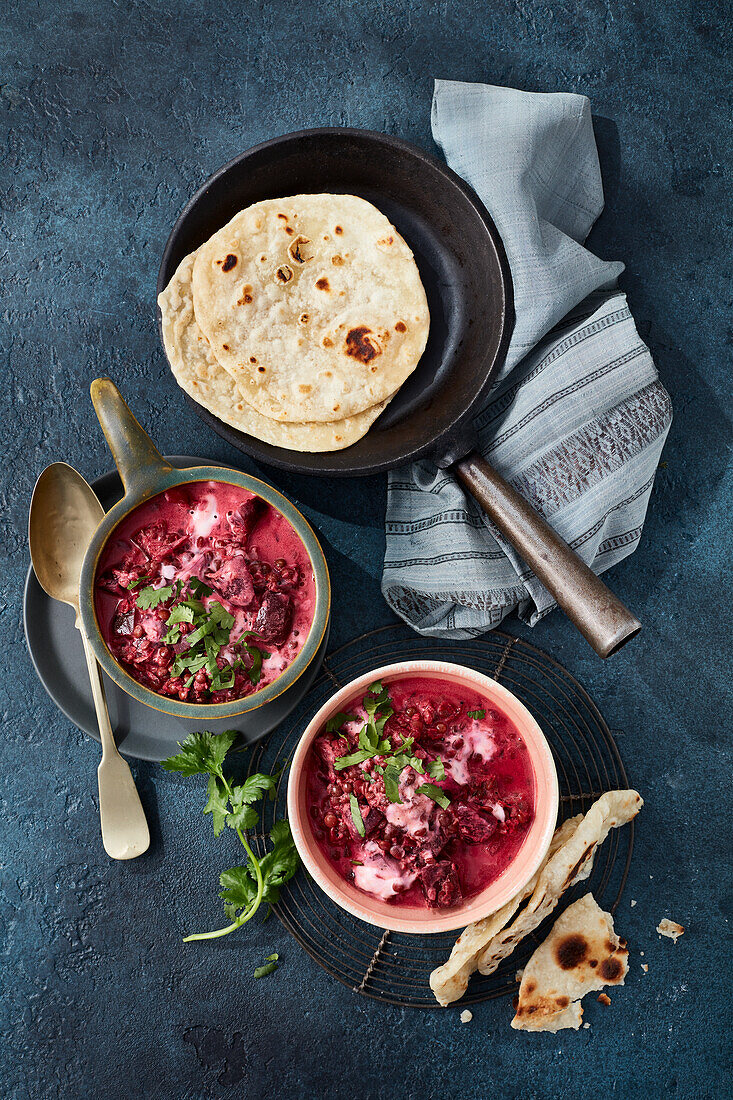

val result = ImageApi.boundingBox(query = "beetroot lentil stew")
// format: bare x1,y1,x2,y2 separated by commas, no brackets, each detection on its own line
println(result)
306,677,536,909
94,481,315,704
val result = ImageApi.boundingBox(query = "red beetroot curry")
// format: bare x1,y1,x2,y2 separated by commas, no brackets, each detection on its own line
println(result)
94,481,315,704
306,677,536,909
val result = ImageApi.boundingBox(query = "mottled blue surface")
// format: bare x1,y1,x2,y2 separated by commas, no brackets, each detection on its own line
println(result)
1,2,731,1098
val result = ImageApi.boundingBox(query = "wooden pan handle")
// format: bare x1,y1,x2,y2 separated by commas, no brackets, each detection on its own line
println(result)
454,453,641,658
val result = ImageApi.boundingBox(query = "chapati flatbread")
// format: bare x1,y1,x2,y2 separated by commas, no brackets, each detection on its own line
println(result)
511,893,629,1032
191,194,430,423
477,790,642,977
429,789,642,1007
428,816,582,1008
158,250,393,452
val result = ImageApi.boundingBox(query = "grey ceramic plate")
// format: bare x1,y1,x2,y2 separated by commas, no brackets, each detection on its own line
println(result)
24,455,329,761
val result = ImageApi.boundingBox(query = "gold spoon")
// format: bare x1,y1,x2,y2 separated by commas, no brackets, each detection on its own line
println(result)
29,462,150,860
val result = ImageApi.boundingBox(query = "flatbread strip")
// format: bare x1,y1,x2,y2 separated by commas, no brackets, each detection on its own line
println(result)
511,893,629,1032
158,251,393,452
429,790,642,1007
477,790,642,977
428,816,582,1008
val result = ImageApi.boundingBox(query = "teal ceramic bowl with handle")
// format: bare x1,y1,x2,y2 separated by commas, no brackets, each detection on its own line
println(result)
78,378,331,722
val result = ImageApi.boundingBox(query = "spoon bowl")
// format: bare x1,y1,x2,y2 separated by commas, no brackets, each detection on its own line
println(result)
29,463,105,611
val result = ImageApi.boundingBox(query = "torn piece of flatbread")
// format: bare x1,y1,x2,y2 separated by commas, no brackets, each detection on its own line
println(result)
429,816,581,1007
429,790,642,1007
477,790,642,977
657,918,685,942
511,893,629,1032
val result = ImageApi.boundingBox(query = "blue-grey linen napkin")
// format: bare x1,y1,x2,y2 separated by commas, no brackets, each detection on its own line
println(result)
382,81,672,638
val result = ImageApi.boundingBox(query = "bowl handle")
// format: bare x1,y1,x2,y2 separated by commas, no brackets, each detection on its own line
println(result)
90,378,173,495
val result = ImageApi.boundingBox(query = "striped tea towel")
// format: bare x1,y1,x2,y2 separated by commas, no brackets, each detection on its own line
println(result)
382,81,672,639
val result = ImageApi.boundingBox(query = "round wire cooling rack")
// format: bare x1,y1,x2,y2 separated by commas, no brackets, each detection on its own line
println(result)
245,625,634,1009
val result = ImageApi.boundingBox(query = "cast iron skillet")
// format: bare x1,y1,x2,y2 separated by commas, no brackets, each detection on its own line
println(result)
158,128,640,658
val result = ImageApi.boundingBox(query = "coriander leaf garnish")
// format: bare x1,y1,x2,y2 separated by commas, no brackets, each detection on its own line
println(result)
189,577,213,598
237,773,278,804
160,731,299,946
326,712,358,734
415,782,451,810
426,758,445,780
254,959,279,979
383,763,403,804
203,774,231,837
334,749,374,771
166,604,195,626
349,794,366,837
238,635,270,685
467,709,486,721
135,583,173,609
161,729,237,777
125,574,150,589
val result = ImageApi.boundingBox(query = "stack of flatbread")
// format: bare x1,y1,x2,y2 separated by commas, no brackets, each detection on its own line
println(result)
158,195,430,451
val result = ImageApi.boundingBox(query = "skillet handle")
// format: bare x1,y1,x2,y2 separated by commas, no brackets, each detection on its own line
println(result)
90,378,173,495
454,453,641,658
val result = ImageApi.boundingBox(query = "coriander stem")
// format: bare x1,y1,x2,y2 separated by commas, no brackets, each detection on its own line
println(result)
182,770,265,943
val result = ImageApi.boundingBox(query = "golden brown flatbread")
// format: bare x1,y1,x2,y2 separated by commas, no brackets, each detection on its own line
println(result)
511,893,629,1032
190,194,429,423
158,250,393,452
430,790,642,1007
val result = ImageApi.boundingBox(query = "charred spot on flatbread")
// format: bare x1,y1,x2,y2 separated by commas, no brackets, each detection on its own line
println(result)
599,956,624,982
275,265,293,284
345,326,381,364
288,235,312,265
315,277,330,291
564,844,596,888
555,933,588,970
220,254,237,272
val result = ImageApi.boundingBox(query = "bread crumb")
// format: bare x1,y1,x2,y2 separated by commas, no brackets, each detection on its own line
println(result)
460,1010,473,1024
640,951,645,957
631,899,637,907
641,963,649,972
657,918,685,942
598,993,612,1006
515,969,525,982
583,1022,590,1029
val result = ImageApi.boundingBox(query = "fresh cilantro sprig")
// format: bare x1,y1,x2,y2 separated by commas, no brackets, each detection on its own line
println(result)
161,731,298,943
467,708,486,721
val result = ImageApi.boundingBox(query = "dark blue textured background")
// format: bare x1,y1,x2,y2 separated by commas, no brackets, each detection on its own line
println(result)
2,2,731,1097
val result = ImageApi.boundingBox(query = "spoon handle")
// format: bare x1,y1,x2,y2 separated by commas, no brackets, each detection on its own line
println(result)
78,627,151,860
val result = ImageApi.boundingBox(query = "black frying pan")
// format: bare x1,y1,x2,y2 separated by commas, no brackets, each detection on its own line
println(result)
157,128,640,658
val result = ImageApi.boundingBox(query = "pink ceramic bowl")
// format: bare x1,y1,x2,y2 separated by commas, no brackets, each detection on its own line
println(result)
287,660,559,934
